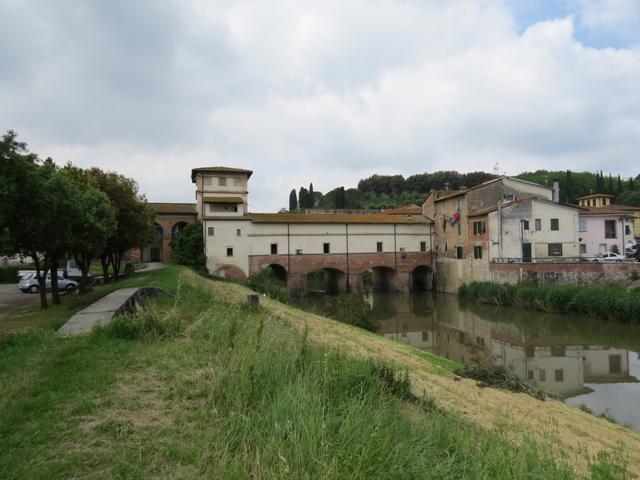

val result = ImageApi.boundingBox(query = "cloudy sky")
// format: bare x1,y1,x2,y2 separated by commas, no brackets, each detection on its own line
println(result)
1,0,639,211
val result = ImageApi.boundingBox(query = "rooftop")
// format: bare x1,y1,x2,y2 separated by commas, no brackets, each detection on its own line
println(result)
382,204,423,215
576,193,615,200
247,212,432,225
579,205,640,216
191,166,253,182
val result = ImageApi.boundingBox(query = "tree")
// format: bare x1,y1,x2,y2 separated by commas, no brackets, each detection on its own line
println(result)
288,189,298,211
607,174,614,194
309,183,315,208
615,191,640,207
616,175,623,195
88,168,155,281
298,187,309,211
170,221,206,267
335,187,346,209
564,170,574,203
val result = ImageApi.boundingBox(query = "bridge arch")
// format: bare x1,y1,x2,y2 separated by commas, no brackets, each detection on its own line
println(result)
307,267,347,294
370,266,397,292
411,265,433,292
263,263,288,283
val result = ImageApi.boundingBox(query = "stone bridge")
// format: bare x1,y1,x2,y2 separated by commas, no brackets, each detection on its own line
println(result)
249,251,434,297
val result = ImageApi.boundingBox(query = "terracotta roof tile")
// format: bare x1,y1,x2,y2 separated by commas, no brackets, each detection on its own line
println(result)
247,212,431,225
191,166,253,182
150,203,197,215
382,204,423,215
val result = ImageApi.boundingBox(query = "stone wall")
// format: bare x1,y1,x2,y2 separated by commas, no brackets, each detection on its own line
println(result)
489,262,640,286
434,257,491,293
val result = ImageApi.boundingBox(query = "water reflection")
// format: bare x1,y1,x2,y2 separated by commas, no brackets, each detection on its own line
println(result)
295,291,640,429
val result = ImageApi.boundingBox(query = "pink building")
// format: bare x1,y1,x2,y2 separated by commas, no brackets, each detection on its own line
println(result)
577,194,636,256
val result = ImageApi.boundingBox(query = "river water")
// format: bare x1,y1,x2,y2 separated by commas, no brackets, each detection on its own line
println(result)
294,291,640,430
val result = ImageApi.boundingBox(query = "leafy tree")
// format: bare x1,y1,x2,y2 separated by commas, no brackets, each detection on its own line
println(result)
564,170,574,203
298,187,309,210
615,191,640,207
288,189,298,211
616,175,623,195
335,187,346,209
170,221,206,268
88,168,155,281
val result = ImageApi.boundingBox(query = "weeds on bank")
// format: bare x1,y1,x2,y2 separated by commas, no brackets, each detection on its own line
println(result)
459,281,640,323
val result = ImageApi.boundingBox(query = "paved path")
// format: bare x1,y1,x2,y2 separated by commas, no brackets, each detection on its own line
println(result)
57,286,171,336
0,284,38,314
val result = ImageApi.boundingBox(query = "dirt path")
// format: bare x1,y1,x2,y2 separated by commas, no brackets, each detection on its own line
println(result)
185,271,640,477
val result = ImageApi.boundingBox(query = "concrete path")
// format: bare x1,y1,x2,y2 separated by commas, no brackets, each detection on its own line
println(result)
57,287,170,336
137,262,166,272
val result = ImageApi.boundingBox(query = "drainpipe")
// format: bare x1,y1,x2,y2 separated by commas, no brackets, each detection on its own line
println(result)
497,201,503,259
287,223,291,274
345,223,350,291
393,223,397,270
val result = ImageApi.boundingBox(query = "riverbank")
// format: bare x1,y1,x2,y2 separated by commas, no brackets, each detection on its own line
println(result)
459,281,640,323
1,267,638,477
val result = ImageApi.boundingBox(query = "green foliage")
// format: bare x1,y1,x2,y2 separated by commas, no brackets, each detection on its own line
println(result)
329,293,377,331
246,267,289,303
169,221,205,267
0,267,21,284
460,281,640,323
288,188,297,211
615,190,640,207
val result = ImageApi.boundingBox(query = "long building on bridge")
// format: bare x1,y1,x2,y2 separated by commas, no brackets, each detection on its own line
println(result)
191,166,435,297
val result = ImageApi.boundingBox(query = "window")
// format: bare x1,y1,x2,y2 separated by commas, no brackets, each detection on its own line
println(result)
218,177,227,186
271,243,278,255
444,242,448,253
539,369,546,382
442,219,447,233
226,247,233,257
609,354,622,374
604,220,617,239
420,241,427,252
456,246,463,259
504,194,514,202
625,224,631,236
535,218,542,231
579,244,587,254
522,220,529,231
472,221,486,235
236,228,241,236
473,246,482,259
579,218,587,232
548,243,563,256
550,218,559,231
554,369,564,382
295,249,303,255
551,345,565,357
457,222,461,235
422,331,429,341
207,227,214,236
525,346,535,358
323,243,330,254
376,242,383,253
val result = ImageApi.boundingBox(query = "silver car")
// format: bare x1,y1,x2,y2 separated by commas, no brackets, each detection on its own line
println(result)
18,273,78,294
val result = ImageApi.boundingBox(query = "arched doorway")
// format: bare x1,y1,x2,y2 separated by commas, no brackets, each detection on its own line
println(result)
148,223,164,262
412,265,433,292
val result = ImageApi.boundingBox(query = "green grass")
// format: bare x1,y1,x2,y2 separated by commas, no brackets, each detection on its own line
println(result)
89,261,147,277
0,269,627,478
0,265,180,338
459,281,640,324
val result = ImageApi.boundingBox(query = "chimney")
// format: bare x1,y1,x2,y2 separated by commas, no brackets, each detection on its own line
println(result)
552,180,560,203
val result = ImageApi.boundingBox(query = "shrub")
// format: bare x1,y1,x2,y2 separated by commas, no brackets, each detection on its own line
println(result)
170,221,206,267
330,293,377,331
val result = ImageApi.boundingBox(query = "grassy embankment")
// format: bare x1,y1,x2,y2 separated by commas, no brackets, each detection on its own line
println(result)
0,266,638,478
459,281,640,323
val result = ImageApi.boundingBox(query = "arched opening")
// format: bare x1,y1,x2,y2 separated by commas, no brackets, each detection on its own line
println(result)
266,263,288,283
371,266,397,292
307,267,347,294
171,221,188,238
412,265,433,292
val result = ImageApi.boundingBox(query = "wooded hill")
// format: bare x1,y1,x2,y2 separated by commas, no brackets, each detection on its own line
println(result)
288,169,640,211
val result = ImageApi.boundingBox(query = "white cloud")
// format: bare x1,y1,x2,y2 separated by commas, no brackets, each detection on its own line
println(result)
1,0,639,211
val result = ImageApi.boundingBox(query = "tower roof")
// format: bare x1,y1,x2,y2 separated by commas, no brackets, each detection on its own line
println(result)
191,166,253,182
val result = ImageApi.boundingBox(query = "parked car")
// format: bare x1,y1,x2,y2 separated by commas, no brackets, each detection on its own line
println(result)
18,273,78,294
589,252,626,262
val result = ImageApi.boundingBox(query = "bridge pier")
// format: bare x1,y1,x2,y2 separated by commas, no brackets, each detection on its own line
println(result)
287,273,307,299
347,273,364,294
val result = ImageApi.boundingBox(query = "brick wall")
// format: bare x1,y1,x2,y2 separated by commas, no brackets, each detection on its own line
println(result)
489,262,640,286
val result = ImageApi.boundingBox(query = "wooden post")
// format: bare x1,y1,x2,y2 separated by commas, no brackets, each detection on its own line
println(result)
247,294,260,309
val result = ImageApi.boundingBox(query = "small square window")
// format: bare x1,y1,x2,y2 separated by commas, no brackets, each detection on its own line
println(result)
535,218,542,231
323,243,330,254
525,346,535,358
420,241,427,252
236,228,241,236
226,247,233,257
456,246,463,259
473,246,482,259
271,243,278,255
550,218,559,231
219,177,227,186
207,227,214,236
625,225,631,235
551,346,565,357
504,194,514,202
579,244,586,254
554,369,564,382
548,243,563,256
522,220,529,231
377,242,383,253
422,330,429,341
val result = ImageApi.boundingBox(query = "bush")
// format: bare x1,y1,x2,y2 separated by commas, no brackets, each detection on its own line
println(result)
246,267,289,303
170,221,206,267
329,293,377,332
0,267,21,284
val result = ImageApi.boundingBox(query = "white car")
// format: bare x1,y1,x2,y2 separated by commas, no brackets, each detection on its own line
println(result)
590,252,626,262
18,273,79,294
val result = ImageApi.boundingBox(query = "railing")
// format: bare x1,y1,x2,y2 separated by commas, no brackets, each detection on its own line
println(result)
492,257,638,264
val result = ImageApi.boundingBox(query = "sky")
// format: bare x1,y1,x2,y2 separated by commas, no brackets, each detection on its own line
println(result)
1,0,639,211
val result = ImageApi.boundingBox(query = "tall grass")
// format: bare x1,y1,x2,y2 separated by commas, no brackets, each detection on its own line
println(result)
459,281,640,323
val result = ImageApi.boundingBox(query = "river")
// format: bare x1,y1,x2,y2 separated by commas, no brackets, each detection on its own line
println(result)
294,291,640,430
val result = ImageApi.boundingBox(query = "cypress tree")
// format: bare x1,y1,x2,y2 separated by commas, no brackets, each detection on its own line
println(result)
564,170,574,203
299,187,309,211
289,189,298,211
616,175,623,195
607,174,614,194
309,183,315,208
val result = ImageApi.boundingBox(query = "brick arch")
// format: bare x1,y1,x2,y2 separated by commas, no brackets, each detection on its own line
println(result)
212,264,247,281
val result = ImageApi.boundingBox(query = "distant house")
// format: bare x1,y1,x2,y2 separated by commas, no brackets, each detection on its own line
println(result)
576,194,637,256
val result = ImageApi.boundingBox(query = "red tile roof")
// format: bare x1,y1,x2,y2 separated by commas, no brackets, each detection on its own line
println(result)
382,204,423,215
191,166,253,182
247,212,431,225
150,203,197,215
